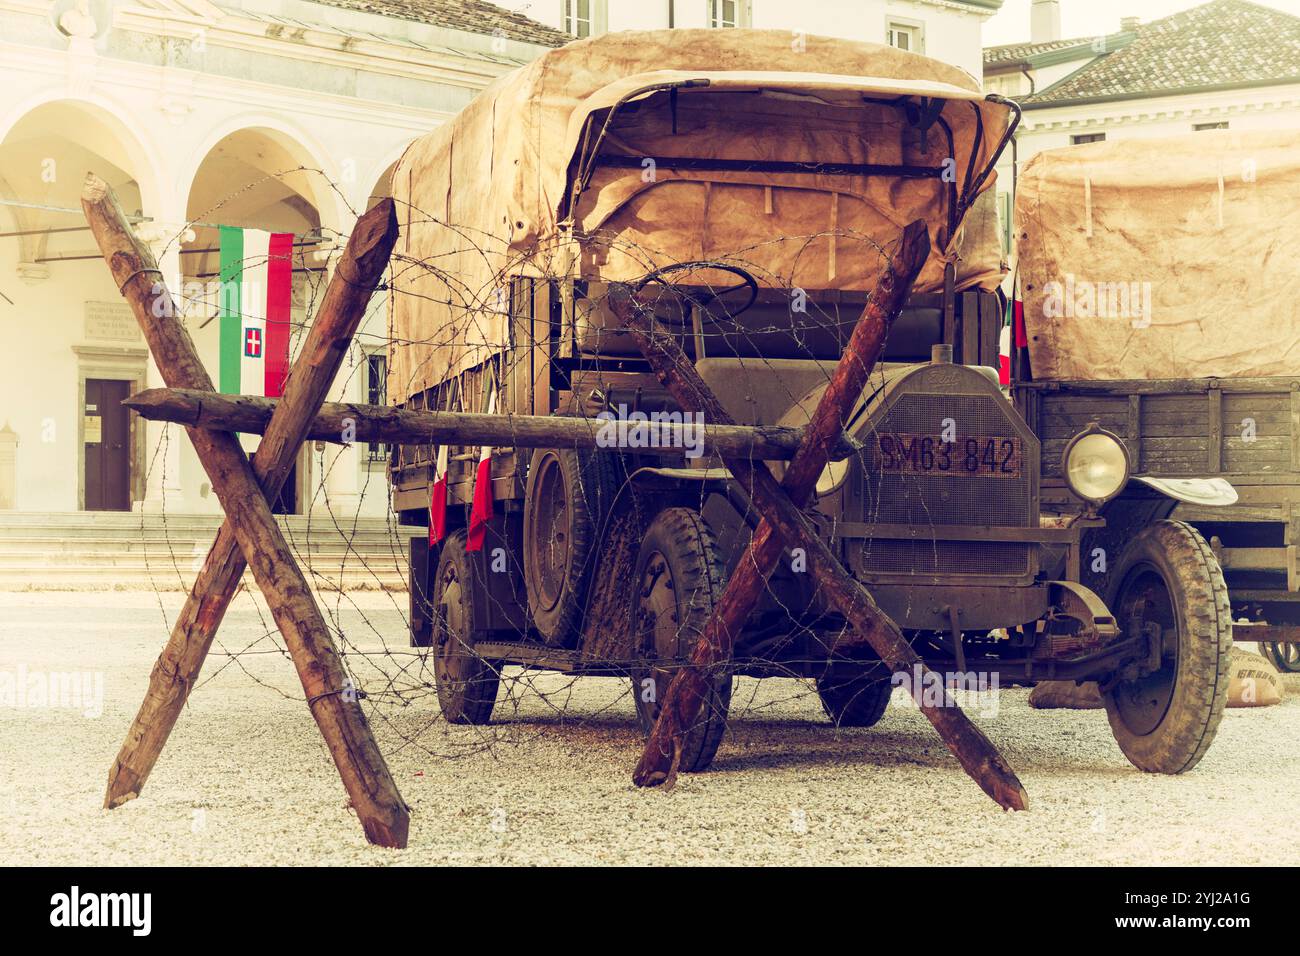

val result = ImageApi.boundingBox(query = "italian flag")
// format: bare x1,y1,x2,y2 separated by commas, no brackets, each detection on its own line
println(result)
429,443,449,547
999,297,1027,387
465,389,497,553
218,226,293,397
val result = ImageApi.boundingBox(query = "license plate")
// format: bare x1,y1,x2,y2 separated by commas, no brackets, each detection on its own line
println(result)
868,432,1023,478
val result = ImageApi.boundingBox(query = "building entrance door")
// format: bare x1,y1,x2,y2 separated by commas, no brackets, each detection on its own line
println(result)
84,378,131,511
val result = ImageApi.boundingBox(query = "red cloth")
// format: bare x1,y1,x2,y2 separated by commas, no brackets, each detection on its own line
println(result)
465,390,497,552
264,232,293,397
465,450,492,552
428,444,448,547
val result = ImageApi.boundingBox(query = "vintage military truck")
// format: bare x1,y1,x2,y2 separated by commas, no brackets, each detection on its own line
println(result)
1011,130,1300,674
386,30,1234,775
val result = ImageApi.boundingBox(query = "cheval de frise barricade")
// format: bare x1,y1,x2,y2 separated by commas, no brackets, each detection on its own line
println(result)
86,27,1248,850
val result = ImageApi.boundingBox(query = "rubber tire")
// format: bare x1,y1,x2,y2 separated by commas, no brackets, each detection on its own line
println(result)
431,529,500,725
523,445,618,647
816,673,892,728
1102,520,1231,774
1261,641,1300,673
631,507,732,773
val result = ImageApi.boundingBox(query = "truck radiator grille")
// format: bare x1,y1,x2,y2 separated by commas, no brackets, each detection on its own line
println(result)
852,391,1034,580
858,540,1032,576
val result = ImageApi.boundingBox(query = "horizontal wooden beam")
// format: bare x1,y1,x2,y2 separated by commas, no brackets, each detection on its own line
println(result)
1020,377,1300,395
123,387,859,462
1232,623,1300,643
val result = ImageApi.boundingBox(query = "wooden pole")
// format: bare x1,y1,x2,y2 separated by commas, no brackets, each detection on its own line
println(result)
715,434,1030,811
122,387,860,462
616,222,1028,811
85,175,410,846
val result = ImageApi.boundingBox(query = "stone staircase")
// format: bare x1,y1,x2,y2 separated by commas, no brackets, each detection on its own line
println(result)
0,511,419,591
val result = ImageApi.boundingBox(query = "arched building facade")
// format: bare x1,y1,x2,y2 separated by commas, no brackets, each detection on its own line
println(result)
0,0,563,519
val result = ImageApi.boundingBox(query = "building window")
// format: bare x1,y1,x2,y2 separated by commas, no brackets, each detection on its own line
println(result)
563,0,598,38
999,191,1013,257
887,20,923,53
709,0,748,28
1194,121,1229,131
1070,132,1106,145
365,352,388,464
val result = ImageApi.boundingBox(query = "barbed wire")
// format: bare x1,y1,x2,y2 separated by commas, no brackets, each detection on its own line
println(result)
131,163,991,775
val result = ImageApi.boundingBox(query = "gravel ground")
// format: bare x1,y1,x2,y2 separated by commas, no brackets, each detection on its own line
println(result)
2,590,1297,866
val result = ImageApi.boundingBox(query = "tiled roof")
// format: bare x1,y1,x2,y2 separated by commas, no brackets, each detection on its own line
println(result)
983,37,1094,67
308,0,569,47
1026,0,1300,105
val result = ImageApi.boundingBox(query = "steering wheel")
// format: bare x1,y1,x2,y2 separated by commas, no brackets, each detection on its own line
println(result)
630,261,759,320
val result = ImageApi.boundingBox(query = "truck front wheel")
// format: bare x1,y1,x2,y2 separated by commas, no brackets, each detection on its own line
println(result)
630,507,731,773
1103,520,1231,774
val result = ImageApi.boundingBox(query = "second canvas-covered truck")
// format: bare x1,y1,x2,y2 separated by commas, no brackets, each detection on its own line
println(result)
1013,130,1300,674
387,29,1234,775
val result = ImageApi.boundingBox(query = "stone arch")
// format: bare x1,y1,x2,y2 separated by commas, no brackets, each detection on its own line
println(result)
358,141,412,213
179,116,344,235
180,121,347,312
0,94,166,512
0,93,166,262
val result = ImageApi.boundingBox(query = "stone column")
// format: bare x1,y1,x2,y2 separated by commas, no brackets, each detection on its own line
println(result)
314,242,363,516
136,223,192,513
0,422,18,510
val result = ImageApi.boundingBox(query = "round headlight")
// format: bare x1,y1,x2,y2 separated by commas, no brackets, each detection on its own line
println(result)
817,459,850,496
1063,425,1130,504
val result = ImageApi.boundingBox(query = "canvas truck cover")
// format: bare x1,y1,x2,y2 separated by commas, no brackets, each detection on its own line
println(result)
388,29,1013,405
1016,129,1300,381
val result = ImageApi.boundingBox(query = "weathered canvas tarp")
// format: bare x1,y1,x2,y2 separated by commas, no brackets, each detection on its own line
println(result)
390,29,1012,404
1016,130,1300,381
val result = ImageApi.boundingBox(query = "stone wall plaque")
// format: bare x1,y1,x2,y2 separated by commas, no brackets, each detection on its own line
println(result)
85,300,141,343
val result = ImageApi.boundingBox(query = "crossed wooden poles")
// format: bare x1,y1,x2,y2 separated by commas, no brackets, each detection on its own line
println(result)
90,167,1024,849
84,175,410,846
609,223,1026,809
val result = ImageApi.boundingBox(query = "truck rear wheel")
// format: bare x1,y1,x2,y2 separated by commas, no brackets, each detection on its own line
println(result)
1103,520,1231,774
431,529,500,725
523,446,616,647
631,507,731,773
816,673,892,727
